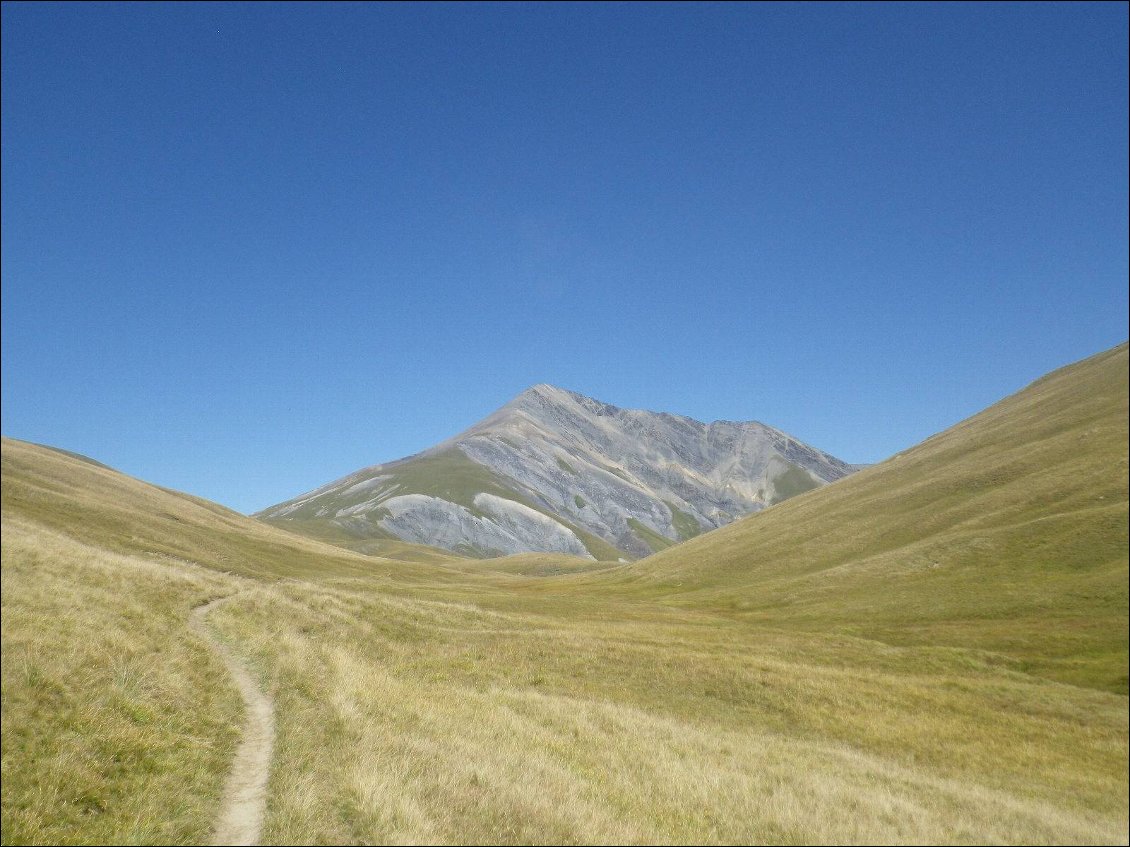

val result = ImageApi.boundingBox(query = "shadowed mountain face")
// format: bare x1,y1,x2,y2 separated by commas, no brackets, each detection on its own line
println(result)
257,385,854,559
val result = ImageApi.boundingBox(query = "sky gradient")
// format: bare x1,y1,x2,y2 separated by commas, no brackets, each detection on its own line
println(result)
3,2,1127,513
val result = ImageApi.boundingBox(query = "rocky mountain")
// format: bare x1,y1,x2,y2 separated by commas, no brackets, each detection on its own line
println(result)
256,384,856,559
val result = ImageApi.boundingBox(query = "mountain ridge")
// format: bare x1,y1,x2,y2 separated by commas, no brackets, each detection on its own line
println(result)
257,383,855,559
612,341,1129,693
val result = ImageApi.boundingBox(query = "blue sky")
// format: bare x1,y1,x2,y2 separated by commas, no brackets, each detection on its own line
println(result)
2,2,1127,513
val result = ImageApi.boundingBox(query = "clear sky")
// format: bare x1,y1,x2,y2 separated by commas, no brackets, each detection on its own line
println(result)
2,2,1127,514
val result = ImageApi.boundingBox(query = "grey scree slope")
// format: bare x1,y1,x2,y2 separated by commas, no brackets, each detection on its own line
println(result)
257,384,855,560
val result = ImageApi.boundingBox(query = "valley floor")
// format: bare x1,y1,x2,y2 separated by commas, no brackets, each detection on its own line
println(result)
3,514,1126,845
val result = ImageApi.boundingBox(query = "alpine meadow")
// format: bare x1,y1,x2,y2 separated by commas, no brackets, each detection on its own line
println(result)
2,4,1127,846
2,343,1126,844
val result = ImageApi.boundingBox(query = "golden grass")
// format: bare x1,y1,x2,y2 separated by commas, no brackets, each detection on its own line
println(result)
203,577,1126,844
0,517,243,844
446,552,623,577
615,342,1129,694
2,342,1127,844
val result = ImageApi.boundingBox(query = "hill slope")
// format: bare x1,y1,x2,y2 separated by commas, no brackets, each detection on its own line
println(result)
3,347,1127,843
258,384,853,559
620,342,1129,694
0,438,462,580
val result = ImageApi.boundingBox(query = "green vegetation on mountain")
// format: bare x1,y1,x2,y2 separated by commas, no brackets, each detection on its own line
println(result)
260,448,623,562
664,499,704,541
264,517,460,564
768,463,820,504
627,517,676,553
268,450,517,520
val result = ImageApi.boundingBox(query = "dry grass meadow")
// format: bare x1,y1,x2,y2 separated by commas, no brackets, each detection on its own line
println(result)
2,343,1127,844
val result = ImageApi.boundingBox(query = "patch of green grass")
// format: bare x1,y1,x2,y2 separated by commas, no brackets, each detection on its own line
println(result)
556,457,577,475
663,500,703,541
574,494,586,509
768,463,820,505
266,518,462,564
453,553,622,577
564,523,625,562
627,518,675,553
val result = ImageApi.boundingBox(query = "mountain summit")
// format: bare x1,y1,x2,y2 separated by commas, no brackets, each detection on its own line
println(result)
257,385,855,559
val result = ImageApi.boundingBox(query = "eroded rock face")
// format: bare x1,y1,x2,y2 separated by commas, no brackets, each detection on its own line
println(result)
257,384,855,559
358,493,593,558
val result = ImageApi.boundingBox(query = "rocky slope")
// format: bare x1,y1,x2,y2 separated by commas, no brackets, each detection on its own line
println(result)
257,385,855,559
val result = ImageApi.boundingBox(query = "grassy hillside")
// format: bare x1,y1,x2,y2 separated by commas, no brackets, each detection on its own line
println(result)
2,344,1127,844
0,439,471,843
449,552,623,577
1,516,244,844
618,342,1128,695
0,438,463,584
260,517,465,565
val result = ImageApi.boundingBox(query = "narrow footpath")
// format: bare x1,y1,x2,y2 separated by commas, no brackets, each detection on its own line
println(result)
190,595,274,847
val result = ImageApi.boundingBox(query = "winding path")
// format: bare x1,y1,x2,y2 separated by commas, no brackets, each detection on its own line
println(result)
191,596,275,846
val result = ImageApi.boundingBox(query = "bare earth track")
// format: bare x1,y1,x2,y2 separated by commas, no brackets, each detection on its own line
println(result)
190,596,274,846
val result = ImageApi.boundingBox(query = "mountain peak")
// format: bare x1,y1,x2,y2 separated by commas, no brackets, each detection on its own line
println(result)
503,383,626,425
260,383,856,560
513,383,589,405
523,382,563,395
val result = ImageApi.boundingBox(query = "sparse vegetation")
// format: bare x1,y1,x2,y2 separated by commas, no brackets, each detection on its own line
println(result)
768,463,820,504
602,464,632,482
664,499,704,541
265,517,460,565
627,517,675,553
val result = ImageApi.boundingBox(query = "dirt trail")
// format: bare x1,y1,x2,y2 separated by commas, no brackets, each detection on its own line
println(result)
191,595,274,846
